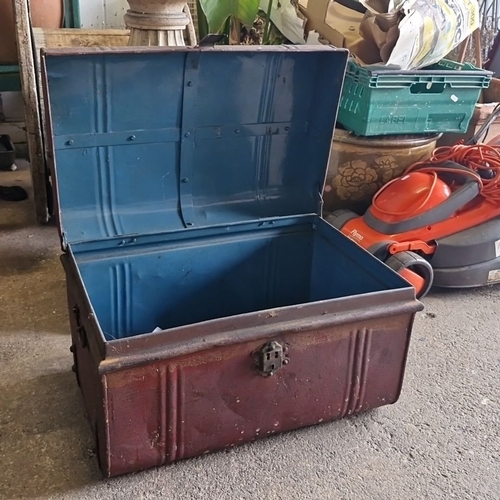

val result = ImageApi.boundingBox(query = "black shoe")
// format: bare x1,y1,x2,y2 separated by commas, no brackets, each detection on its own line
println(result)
0,186,28,202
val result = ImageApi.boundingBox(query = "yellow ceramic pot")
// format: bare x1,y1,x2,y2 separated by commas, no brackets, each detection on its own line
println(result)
324,129,441,214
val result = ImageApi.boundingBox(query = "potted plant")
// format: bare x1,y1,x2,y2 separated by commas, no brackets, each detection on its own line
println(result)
197,0,301,45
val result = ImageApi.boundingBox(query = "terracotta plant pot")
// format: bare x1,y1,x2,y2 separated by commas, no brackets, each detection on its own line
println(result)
0,0,63,64
31,0,64,28
0,0,18,64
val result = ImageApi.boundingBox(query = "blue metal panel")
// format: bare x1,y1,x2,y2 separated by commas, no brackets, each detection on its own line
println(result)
179,51,201,228
73,216,407,340
43,46,348,245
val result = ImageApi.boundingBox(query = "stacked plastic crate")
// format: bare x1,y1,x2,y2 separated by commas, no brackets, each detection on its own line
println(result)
337,59,493,137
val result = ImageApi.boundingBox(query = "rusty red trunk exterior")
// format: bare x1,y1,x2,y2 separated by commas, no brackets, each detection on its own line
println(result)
63,252,419,477
42,45,423,477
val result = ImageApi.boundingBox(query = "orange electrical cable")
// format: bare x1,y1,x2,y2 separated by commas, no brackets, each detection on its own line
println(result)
407,141,500,203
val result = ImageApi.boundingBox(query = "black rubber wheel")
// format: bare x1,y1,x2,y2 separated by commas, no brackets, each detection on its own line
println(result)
385,251,434,299
325,209,359,230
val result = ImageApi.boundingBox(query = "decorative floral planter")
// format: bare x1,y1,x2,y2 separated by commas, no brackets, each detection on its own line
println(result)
323,129,441,215
125,0,190,46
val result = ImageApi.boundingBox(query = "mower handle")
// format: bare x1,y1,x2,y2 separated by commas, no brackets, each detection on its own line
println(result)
427,161,481,182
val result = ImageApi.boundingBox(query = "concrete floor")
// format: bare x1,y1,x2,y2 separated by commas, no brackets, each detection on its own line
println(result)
1,162,499,500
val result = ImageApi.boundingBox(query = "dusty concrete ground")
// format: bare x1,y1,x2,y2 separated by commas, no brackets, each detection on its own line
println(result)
0,162,499,500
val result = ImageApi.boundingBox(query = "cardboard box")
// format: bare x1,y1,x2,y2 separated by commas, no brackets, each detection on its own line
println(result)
299,0,365,49
300,0,480,70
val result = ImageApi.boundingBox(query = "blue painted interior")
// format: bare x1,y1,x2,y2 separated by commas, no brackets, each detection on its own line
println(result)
74,217,408,341
44,47,410,342
44,48,348,244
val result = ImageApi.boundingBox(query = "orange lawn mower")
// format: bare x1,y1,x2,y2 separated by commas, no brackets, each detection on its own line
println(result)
326,106,500,299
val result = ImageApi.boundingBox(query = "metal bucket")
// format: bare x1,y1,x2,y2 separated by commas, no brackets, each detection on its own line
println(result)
324,129,441,214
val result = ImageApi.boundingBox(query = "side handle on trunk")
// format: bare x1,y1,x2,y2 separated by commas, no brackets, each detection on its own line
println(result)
72,304,88,349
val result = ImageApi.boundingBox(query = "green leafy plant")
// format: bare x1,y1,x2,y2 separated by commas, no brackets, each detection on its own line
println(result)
199,0,261,34
198,0,282,45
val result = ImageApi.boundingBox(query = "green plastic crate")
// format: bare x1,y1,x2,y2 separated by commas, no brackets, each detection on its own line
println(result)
337,59,493,137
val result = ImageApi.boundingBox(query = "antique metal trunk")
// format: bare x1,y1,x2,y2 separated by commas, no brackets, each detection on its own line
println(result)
42,45,423,478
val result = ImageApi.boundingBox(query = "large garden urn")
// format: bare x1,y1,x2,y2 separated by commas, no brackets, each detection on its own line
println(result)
125,0,191,46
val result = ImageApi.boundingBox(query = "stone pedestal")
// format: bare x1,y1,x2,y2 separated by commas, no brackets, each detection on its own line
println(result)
125,0,192,46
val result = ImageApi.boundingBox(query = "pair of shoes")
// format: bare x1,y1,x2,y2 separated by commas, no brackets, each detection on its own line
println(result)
0,185,28,202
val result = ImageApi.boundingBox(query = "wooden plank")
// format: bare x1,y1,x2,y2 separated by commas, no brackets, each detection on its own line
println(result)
32,27,129,49
457,35,471,64
474,28,483,69
13,0,49,223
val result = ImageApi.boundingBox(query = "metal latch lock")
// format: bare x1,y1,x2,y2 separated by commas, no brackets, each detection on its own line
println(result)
253,341,289,377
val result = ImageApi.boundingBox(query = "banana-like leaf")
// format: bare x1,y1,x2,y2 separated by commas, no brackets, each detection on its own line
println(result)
199,0,261,33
